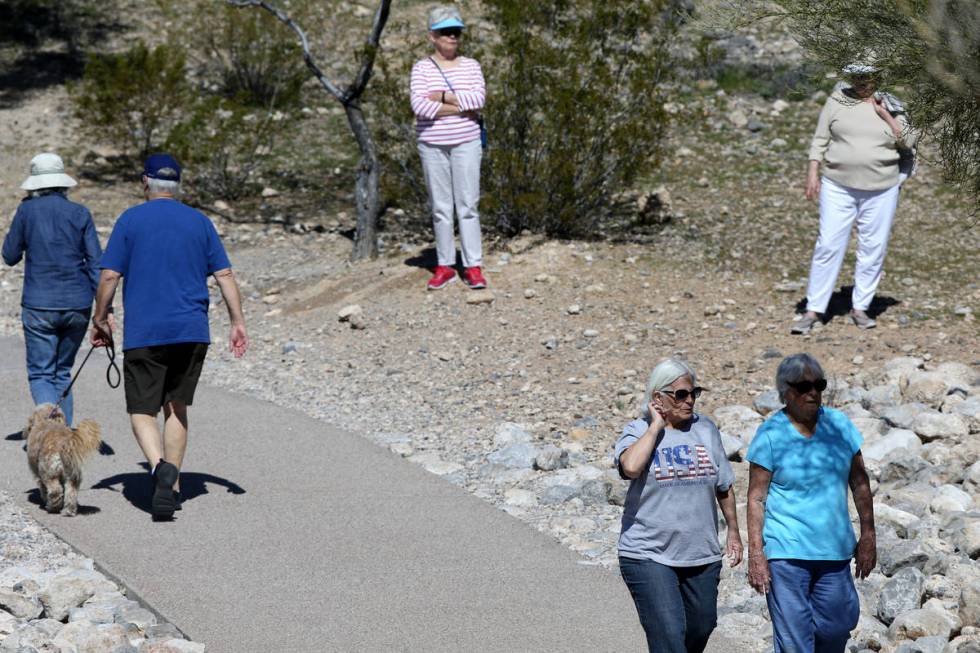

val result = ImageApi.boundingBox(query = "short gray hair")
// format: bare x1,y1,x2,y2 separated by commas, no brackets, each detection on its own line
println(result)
428,4,462,30
27,188,68,199
641,358,697,417
146,177,180,196
775,353,825,402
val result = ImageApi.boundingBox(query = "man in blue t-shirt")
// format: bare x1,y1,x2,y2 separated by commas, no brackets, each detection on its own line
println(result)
90,154,248,521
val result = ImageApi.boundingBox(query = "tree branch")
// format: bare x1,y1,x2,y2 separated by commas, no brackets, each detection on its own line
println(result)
345,0,393,102
226,0,344,101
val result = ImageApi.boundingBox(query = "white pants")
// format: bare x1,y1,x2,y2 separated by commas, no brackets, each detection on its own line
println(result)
418,139,483,268
806,177,901,313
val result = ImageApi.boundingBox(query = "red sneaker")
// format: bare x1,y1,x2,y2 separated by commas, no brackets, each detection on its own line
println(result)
462,266,487,289
427,265,456,290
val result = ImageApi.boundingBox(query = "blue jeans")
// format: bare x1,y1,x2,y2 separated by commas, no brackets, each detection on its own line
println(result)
619,556,721,653
22,307,90,425
766,559,860,653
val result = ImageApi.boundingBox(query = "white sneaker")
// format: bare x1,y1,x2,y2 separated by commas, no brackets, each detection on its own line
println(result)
850,309,876,329
790,314,818,335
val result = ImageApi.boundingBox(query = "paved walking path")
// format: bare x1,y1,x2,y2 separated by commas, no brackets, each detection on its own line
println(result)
0,337,735,652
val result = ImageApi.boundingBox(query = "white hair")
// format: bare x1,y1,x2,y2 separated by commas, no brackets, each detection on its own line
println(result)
640,358,697,417
146,178,181,196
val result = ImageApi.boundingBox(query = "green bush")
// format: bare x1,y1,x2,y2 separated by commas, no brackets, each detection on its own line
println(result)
372,0,683,239
164,1,309,109
70,42,192,159
69,5,306,202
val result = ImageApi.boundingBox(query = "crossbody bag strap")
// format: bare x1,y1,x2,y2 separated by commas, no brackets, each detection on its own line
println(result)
428,56,457,93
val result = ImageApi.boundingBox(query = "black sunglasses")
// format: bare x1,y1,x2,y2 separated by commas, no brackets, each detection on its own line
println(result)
788,379,828,394
436,28,462,38
660,387,704,402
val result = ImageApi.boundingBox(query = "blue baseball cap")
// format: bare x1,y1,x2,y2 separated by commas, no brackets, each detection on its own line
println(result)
143,153,182,181
431,17,465,30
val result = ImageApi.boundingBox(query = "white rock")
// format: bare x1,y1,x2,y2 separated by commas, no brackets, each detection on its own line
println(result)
951,396,980,434
567,304,582,315
0,610,17,637
913,412,968,442
864,384,904,413
493,422,532,447
503,489,538,508
337,304,363,321
52,621,132,652
39,572,107,621
720,434,745,460
930,485,973,514
261,187,280,198
407,452,462,476
851,417,886,443
712,406,763,443
863,428,922,461
964,461,980,495
933,361,980,392
875,502,921,538
961,582,980,627
905,370,952,407
887,606,960,641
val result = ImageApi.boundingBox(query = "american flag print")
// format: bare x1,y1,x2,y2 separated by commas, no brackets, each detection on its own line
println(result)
652,444,717,482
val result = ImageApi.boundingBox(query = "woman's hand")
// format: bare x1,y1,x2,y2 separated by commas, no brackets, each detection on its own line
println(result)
854,532,877,579
872,95,892,122
748,554,770,593
805,163,821,202
647,398,667,433
427,90,459,106
726,529,743,567
873,96,904,139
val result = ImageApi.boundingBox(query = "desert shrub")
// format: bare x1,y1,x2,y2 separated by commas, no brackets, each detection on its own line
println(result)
70,42,192,159
69,2,308,202
161,1,309,109
372,0,683,239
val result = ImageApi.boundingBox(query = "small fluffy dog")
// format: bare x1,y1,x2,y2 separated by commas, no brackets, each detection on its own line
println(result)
24,404,101,516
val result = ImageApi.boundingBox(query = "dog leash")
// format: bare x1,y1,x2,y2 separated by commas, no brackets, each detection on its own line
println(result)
48,343,121,419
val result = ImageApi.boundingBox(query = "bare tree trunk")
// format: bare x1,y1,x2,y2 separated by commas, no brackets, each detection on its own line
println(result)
346,103,381,261
227,0,391,261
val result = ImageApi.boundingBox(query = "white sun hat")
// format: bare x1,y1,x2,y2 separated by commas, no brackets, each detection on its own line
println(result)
20,153,77,191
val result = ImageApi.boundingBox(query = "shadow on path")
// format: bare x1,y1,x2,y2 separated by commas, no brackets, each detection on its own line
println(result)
24,488,101,516
794,286,900,322
91,463,246,515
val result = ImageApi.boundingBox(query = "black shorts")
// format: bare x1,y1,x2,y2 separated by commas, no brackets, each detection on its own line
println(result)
124,343,208,415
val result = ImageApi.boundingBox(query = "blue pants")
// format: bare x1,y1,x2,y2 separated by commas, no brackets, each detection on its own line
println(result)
22,307,90,426
619,556,721,653
766,559,860,653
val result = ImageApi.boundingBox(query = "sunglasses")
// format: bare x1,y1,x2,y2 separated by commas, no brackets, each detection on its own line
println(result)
436,28,462,38
660,387,704,402
787,379,828,394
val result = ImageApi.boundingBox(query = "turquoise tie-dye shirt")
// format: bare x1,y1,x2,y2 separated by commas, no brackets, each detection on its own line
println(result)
747,406,863,561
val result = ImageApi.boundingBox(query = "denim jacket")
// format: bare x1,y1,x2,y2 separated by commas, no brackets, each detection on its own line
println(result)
2,193,102,310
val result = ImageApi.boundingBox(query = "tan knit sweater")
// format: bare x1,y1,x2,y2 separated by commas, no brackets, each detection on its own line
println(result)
808,89,915,191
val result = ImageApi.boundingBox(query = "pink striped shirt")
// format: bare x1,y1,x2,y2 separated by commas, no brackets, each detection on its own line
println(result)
410,56,486,146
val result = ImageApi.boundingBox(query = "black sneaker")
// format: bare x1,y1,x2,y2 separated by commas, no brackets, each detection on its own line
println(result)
152,461,179,520
174,490,182,511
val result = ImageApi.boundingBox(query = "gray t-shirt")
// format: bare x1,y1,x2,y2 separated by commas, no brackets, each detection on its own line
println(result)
614,414,735,566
